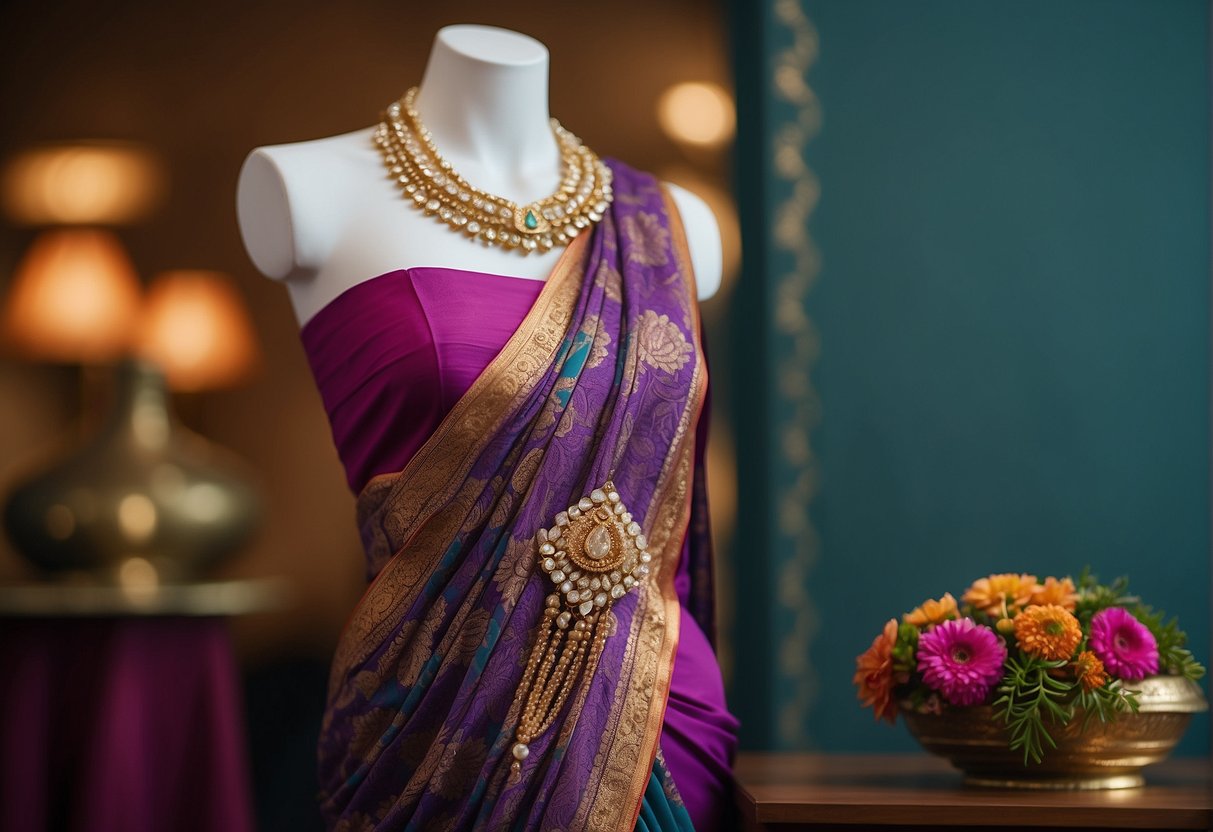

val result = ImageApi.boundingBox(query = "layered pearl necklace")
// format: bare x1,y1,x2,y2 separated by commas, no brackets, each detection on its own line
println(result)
374,88,613,254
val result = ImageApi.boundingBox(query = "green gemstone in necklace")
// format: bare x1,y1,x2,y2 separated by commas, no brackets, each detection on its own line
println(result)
524,209,539,230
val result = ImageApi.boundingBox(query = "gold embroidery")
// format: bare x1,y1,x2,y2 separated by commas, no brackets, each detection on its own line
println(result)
350,707,398,761
371,797,397,824
582,445,695,831
395,721,440,766
373,622,416,681
329,549,431,695
486,488,516,531
333,812,375,832
510,448,545,493
353,668,381,699
553,399,581,438
449,607,492,668
593,259,623,302
532,385,568,435
398,724,451,806
636,309,693,375
399,597,446,687
492,540,534,612
581,314,612,369
615,187,660,207
428,728,490,801
654,748,684,806
576,185,707,830
621,212,671,266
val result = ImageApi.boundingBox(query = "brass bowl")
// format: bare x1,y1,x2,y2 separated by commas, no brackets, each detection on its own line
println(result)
902,675,1207,790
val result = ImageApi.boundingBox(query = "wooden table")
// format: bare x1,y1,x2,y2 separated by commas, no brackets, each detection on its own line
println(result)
734,753,1212,831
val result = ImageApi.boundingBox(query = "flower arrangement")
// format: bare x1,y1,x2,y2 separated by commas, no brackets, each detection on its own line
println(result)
855,570,1205,764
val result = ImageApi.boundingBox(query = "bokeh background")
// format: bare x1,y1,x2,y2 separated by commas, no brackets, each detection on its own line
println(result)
0,0,1209,829
0,1,737,827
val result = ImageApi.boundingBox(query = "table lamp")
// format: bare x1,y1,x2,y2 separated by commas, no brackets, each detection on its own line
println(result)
1,228,143,362
136,270,260,392
1,143,262,584
0,141,161,368
3,270,263,583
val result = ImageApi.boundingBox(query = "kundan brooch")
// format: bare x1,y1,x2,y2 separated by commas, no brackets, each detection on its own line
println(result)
509,481,652,776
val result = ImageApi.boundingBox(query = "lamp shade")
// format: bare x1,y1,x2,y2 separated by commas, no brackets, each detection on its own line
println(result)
1,228,143,363
1,142,164,226
136,270,259,392
656,82,736,148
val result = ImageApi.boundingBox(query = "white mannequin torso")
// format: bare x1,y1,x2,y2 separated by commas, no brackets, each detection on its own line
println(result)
236,25,722,327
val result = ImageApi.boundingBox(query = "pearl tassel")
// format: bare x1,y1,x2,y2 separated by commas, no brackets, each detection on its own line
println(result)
506,481,648,780
509,601,609,777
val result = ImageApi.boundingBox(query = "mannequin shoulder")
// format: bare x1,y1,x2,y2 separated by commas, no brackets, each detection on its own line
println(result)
663,182,722,302
236,128,378,280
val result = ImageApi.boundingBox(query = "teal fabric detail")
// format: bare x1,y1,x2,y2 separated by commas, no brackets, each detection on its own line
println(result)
633,754,695,831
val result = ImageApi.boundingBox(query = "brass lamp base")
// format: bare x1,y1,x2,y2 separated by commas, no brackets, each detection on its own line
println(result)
3,360,260,581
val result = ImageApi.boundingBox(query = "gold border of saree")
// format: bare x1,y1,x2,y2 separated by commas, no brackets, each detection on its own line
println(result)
575,186,707,830
332,231,591,687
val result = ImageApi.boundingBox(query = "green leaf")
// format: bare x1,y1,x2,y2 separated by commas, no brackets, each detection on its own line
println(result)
993,654,1075,765
1131,605,1207,681
1073,569,1136,628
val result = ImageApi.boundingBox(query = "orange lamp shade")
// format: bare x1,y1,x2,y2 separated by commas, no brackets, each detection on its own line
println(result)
2,142,164,226
2,228,143,363
136,270,260,392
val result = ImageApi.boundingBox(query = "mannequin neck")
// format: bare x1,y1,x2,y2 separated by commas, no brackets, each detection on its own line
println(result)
413,25,558,180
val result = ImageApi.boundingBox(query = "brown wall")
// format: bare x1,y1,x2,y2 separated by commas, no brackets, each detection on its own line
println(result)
0,0,734,663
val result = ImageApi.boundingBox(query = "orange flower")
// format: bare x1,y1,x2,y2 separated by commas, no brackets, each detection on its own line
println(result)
963,573,1037,616
1013,604,1083,660
854,619,899,724
1073,650,1109,691
1030,576,1078,611
904,592,958,627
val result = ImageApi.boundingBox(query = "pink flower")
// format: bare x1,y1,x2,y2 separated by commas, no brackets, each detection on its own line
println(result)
1089,607,1159,680
917,618,1007,706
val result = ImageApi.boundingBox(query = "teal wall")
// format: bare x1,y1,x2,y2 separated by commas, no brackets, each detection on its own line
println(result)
730,0,1211,755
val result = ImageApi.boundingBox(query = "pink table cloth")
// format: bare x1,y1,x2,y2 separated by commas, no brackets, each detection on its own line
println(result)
0,616,255,832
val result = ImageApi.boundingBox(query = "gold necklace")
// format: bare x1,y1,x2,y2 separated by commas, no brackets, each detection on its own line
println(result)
374,88,613,254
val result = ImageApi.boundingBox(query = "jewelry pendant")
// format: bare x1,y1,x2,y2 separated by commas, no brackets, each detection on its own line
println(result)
514,204,550,235
375,88,613,255
507,481,652,778
541,481,650,615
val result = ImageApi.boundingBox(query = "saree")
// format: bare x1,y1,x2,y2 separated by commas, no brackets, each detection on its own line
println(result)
317,160,716,831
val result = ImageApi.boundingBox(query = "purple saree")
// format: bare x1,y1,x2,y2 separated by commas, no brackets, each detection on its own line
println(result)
314,161,727,830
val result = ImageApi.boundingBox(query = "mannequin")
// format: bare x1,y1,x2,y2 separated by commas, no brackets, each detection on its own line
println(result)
236,25,738,831
236,24,722,326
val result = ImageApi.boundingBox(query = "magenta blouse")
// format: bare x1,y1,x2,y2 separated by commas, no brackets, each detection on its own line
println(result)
301,266,738,830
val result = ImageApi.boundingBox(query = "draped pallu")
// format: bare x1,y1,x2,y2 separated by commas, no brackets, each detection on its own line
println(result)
318,162,715,830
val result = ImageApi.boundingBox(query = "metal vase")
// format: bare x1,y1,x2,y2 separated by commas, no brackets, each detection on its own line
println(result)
902,675,1208,789
3,359,260,581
